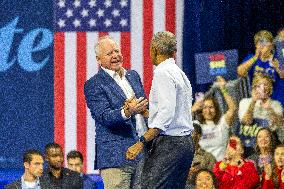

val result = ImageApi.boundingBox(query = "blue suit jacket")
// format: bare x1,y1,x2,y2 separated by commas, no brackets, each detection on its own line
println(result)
84,69,147,169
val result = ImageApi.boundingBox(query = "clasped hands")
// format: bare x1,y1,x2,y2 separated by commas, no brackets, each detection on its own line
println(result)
123,96,149,118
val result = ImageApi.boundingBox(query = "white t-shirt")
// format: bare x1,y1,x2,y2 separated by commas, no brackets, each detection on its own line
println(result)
239,98,283,130
198,115,229,161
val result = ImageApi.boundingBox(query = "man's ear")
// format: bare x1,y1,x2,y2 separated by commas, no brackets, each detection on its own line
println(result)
96,56,101,65
24,162,29,169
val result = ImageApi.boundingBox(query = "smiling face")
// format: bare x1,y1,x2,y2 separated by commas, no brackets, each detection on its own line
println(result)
46,147,64,170
202,99,216,121
274,147,284,169
96,38,123,72
195,171,214,189
257,129,271,150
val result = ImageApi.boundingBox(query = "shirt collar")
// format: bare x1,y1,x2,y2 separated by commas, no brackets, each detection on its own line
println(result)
155,58,175,70
101,67,126,79
21,176,40,189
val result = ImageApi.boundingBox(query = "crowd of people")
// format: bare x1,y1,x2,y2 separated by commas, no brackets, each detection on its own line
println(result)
5,28,284,189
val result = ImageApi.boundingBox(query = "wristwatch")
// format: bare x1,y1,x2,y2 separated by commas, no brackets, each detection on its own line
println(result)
139,136,147,145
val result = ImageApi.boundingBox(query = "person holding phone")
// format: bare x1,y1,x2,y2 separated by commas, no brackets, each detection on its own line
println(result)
239,74,284,145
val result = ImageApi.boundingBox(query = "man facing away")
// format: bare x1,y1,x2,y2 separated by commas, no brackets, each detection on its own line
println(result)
67,150,97,189
40,143,83,189
5,149,44,189
84,36,148,189
126,31,195,189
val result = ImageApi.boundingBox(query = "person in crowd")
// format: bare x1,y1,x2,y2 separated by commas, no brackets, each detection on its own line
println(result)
192,76,236,161
84,35,148,189
248,128,278,177
187,169,217,189
5,149,44,189
239,74,284,147
272,27,284,108
125,31,194,188
67,150,97,189
261,144,284,188
213,136,259,189
237,30,284,106
187,123,216,184
40,143,83,189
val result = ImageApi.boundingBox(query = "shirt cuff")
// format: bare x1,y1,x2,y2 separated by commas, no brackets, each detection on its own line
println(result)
121,108,130,120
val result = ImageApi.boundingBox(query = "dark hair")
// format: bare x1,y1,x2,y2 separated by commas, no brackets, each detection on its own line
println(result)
23,149,43,164
254,128,278,155
45,143,62,155
197,96,221,125
193,123,202,136
67,150,83,162
192,169,218,188
271,144,284,188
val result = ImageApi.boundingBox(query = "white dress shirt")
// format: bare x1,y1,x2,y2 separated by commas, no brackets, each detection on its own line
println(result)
148,58,193,136
101,67,147,137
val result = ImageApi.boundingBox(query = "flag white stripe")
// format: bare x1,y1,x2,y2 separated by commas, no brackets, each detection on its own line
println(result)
64,33,77,165
109,32,121,47
130,0,143,80
86,32,98,173
154,0,166,34
176,0,184,68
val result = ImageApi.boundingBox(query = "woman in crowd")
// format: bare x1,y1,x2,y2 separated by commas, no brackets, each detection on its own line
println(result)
192,76,236,161
237,29,284,106
213,136,259,189
239,74,284,143
248,128,278,176
262,144,284,188
187,123,216,185
189,169,217,189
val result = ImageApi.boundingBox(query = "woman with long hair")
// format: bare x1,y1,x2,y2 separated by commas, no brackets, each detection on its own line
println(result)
192,76,236,161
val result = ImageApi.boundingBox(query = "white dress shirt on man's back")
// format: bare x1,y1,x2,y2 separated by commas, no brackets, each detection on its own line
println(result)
148,58,193,136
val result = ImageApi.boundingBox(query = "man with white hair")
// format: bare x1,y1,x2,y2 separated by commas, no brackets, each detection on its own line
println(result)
84,36,148,189
126,31,194,188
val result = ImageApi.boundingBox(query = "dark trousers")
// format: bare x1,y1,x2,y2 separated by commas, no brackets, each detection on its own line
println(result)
141,135,194,189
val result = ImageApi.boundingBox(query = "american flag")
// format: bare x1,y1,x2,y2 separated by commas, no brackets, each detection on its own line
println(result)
54,0,184,173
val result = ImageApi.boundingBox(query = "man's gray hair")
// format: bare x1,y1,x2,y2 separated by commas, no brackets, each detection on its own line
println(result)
94,35,118,56
151,31,177,56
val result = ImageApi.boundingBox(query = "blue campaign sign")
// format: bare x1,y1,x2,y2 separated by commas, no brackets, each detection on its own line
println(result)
194,49,238,84
275,41,284,70
0,1,53,168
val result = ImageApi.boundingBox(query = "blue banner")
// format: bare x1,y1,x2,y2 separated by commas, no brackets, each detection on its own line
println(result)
194,49,238,84
0,1,53,168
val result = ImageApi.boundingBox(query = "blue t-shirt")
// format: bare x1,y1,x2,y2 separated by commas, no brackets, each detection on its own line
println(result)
241,54,284,108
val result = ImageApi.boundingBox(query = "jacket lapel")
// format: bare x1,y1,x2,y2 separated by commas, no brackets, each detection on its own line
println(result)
125,71,140,97
99,69,127,100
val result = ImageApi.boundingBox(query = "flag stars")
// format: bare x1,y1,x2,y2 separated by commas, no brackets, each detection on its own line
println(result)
96,9,104,17
120,0,128,8
104,0,112,8
104,19,112,27
58,0,65,8
120,19,128,27
73,19,81,27
88,0,96,8
81,9,89,17
58,19,66,28
89,19,96,27
73,0,81,8
112,9,120,17
65,9,73,18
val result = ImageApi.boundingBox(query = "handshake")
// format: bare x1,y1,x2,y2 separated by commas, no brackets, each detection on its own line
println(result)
123,96,149,118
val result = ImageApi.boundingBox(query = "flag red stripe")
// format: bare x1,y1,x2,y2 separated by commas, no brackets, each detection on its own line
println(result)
121,32,131,69
76,32,87,172
99,32,109,37
54,32,65,156
166,0,176,34
143,0,153,97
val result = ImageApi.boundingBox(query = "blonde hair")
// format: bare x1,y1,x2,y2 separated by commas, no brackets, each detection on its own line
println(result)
254,30,273,46
252,74,273,96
